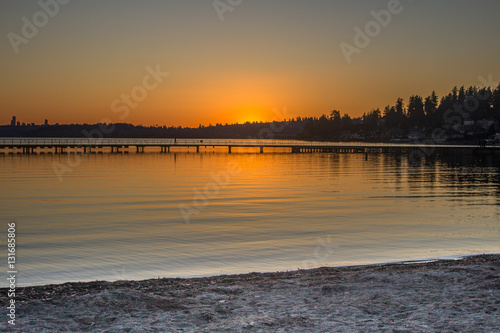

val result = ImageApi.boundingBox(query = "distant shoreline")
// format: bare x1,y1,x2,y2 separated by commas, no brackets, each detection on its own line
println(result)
2,254,499,331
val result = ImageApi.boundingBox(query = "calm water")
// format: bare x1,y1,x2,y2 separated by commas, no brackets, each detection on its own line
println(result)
1,148,500,286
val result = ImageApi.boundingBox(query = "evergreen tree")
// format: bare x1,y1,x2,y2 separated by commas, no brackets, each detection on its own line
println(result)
384,105,398,128
424,91,438,126
408,95,425,127
341,114,352,131
492,84,500,119
362,109,381,132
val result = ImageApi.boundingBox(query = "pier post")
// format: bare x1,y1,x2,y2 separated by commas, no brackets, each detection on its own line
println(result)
197,146,199,153
228,146,232,154
260,147,264,153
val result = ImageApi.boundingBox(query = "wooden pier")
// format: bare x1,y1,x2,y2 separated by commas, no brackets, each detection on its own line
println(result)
0,138,499,156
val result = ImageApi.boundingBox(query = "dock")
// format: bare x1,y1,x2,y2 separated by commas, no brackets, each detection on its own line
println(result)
0,138,499,155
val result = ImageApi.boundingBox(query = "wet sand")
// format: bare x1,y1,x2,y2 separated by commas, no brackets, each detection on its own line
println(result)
1,254,499,332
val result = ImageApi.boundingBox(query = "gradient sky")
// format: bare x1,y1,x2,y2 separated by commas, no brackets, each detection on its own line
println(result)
1,0,499,127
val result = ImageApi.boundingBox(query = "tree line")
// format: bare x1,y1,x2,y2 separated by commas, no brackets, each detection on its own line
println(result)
298,84,500,141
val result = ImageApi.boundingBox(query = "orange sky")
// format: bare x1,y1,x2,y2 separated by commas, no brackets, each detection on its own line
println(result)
1,1,499,127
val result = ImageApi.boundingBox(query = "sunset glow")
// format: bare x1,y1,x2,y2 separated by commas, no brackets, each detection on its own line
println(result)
1,1,499,127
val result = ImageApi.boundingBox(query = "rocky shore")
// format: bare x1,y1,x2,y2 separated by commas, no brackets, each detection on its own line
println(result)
1,255,499,332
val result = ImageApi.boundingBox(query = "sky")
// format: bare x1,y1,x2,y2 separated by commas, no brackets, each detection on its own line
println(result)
1,0,499,127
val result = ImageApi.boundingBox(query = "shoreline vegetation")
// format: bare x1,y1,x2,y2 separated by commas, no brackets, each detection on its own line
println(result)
2,84,500,145
1,254,498,331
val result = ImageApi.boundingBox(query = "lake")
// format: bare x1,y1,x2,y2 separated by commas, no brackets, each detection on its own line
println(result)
1,147,499,286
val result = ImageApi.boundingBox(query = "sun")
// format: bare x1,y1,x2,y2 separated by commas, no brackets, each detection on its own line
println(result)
233,105,268,124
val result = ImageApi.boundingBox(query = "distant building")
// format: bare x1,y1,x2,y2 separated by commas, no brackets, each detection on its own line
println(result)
16,121,20,126
44,119,48,126
10,116,16,126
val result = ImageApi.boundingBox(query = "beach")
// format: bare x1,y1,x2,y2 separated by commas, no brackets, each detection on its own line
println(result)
1,254,499,332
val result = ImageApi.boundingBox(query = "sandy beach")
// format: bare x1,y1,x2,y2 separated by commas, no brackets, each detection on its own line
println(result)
1,254,499,332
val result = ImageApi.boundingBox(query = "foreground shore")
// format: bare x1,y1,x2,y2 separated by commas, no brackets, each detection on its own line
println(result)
1,255,499,332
